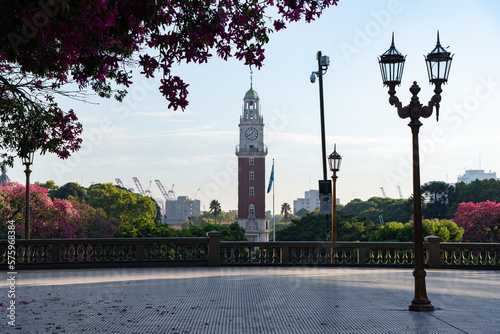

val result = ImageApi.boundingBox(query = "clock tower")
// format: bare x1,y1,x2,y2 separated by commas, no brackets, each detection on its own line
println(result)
236,83,269,242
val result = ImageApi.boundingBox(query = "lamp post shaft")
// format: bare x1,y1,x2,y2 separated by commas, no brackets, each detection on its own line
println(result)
409,120,433,311
331,174,337,242
317,51,328,182
24,163,31,240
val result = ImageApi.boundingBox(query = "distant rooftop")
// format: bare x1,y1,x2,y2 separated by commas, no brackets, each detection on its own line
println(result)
457,169,497,184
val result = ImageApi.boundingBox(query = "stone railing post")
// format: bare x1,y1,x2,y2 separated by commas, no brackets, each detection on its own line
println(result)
358,246,367,265
207,231,222,266
281,245,289,264
52,243,61,263
136,243,144,261
425,235,442,269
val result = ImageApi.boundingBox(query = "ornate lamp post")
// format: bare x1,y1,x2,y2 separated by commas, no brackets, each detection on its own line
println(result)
21,150,35,240
311,51,332,241
378,32,453,312
328,144,342,242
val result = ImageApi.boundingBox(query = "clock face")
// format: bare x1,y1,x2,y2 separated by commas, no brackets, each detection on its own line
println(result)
245,127,258,140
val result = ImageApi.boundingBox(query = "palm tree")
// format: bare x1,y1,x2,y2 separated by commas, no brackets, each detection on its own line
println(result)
281,202,291,227
209,199,222,224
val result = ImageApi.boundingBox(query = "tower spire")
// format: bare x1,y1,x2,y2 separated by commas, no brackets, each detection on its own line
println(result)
250,68,253,88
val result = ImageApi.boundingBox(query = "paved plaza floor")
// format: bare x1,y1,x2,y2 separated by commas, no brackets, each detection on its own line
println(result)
0,267,498,333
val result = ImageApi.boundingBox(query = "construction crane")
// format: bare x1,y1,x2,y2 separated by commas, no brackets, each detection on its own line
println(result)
194,188,200,200
116,178,134,192
380,187,387,198
397,186,403,199
133,177,145,196
115,178,125,188
155,180,176,201
144,181,153,197
168,184,176,200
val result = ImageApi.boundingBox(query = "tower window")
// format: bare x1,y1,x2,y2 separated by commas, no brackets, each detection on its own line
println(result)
249,171,254,180
249,204,255,217
249,158,254,166
249,187,254,196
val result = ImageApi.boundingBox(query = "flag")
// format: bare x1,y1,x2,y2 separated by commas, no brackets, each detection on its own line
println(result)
267,162,274,193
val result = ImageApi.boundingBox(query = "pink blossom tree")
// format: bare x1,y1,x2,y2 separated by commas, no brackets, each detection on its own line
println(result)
453,201,500,243
0,0,337,167
0,182,117,238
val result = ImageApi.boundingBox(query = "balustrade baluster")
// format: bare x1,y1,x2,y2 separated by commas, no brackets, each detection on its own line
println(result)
174,244,180,260
230,247,235,263
385,248,391,264
369,249,374,264
223,248,228,263
459,249,466,265
485,249,492,266
237,247,243,263
332,247,339,264
341,248,347,264
477,249,483,265
32,245,39,263
377,249,383,264
291,247,297,264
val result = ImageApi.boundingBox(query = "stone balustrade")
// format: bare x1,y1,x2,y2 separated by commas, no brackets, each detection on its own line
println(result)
1,232,498,269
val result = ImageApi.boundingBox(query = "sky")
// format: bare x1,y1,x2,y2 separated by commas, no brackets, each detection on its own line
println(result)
6,0,500,213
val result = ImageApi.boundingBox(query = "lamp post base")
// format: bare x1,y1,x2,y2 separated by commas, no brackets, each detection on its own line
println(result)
409,300,434,312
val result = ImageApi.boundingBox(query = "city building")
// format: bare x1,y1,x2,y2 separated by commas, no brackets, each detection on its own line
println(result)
236,83,269,242
165,196,200,227
293,190,320,214
456,169,498,184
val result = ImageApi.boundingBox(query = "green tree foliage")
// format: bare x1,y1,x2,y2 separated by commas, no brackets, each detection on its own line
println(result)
295,208,310,218
87,183,157,225
36,180,59,195
209,199,221,224
50,182,88,202
280,202,291,226
276,209,326,241
178,222,247,241
369,219,463,242
182,210,237,228
341,197,413,224
276,209,375,241
421,181,455,219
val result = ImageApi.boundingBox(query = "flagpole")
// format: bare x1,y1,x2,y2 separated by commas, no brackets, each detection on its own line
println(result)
273,158,275,241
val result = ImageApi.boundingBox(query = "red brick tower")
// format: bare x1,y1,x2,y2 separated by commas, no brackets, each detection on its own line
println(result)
236,84,269,241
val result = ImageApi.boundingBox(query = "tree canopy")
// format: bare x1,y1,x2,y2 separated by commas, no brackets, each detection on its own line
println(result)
0,0,337,167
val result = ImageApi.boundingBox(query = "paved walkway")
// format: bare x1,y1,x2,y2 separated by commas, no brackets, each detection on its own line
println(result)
1,267,498,333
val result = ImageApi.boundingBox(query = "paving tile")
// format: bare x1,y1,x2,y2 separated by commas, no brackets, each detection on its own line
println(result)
0,267,498,333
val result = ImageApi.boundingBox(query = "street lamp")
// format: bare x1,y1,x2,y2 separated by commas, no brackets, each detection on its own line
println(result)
310,51,330,181
21,150,35,240
311,51,332,241
328,144,342,242
378,31,453,312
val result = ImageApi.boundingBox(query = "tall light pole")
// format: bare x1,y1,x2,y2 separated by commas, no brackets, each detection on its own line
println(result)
21,150,35,240
328,144,342,242
311,51,331,240
378,32,453,312
311,51,330,181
